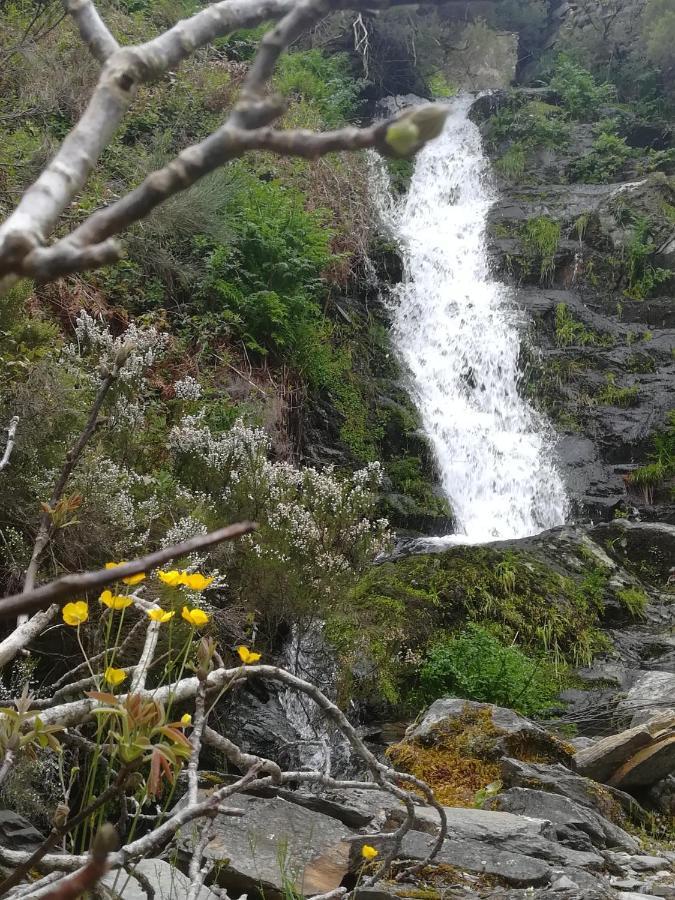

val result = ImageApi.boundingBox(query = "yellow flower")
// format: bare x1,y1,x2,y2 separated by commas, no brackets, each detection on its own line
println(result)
104,667,127,687
361,845,378,860
237,646,262,665
62,600,88,627
147,608,175,623
180,713,192,726
157,569,183,587
122,572,145,586
182,573,214,591
105,562,145,585
99,590,133,610
181,607,210,628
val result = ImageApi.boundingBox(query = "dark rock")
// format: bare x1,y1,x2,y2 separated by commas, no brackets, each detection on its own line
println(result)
191,794,354,898
0,810,45,851
499,758,647,823
485,786,639,852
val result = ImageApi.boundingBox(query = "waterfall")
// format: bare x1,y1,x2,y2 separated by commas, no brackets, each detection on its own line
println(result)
376,96,568,543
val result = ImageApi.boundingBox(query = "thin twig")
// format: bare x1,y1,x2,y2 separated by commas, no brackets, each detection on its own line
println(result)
0,520,256,621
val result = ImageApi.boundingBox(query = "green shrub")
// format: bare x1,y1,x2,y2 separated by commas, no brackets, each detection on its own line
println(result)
426,71,457,98
274,50,361,128
549,55,615,120
555,303,609,347
625,217,672,300
570,133,633,183
419,624,560,716
495,144,526,181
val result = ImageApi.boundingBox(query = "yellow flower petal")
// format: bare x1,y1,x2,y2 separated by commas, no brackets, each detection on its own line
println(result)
100,591,133,610
158,569,183,587
105,561,121,570
180,713,192,726
122,572,146,586
237,646,261,665
62,600,88,627
181,607,210,628
182,573,214,591
147,608,175,623
361,845,378,860
104,666,127,687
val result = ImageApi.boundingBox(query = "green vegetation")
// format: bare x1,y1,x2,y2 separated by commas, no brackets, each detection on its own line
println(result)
626,412,675,503
625,217,672,300
616,587,649,619
495,144,526,182
549,55,616,120
570,131,634,183
555,303,612,348
597,373,640,408
522,216,561,282
426,71,457,98
419,624,561,716
334,544,614,703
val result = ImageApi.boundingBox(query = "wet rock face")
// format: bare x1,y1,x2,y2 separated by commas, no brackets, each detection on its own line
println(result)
474,88,675,525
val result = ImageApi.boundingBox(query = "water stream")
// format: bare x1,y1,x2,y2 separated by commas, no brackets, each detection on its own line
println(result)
376,96,568,543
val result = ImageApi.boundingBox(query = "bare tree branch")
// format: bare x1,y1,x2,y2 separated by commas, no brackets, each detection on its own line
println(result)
0,520,256,623
0,417,19,473
0,0,447,288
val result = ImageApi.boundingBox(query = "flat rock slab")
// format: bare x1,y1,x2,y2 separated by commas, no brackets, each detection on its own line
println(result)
619,671,675,726
103,860,218,900
400,830,552,887
609,733,675,788
196,795,354,897
575,723,657,782
500,757,645,822
486,787,639,852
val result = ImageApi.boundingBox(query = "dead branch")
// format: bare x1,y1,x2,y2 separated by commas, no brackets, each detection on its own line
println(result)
0,417,19,473
0,520,256,623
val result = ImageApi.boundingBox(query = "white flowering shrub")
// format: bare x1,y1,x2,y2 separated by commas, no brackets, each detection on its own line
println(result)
72,310,169,385
173,375,203,401
169,416,392,627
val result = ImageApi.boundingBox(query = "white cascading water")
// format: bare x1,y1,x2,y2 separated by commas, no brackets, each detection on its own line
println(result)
375,96,568,543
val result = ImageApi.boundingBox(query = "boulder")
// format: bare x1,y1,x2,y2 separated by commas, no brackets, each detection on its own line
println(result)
618,671,675,726
102,859,218,900
575,723,659,782
406,698,573,764
484,786,639,852
500,758,646,823
0,810,44,851
608,732,675,789
187,794,355,898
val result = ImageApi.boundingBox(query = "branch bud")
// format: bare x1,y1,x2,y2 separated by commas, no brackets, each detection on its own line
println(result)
91,822,118,861
382,104,449,158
